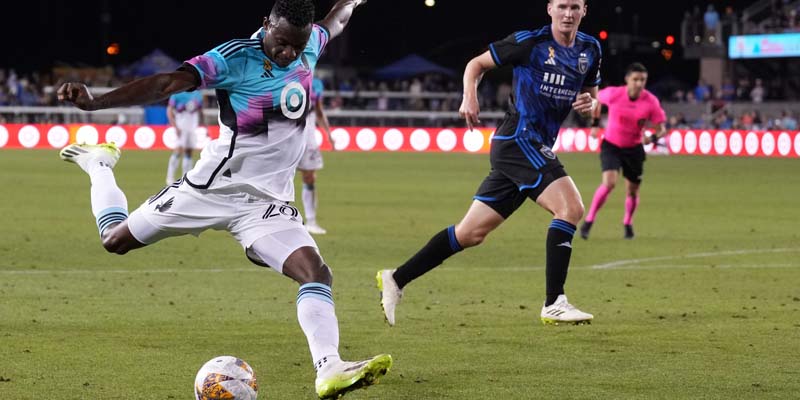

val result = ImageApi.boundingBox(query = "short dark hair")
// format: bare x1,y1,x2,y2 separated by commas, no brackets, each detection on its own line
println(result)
625,62,648,75
271,0,315,28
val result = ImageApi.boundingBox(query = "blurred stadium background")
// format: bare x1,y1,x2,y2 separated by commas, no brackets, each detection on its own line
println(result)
0,0,798,140
1,1,799,399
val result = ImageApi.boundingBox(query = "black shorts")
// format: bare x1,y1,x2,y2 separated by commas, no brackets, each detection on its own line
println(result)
474,137,568,219
600,140,646,184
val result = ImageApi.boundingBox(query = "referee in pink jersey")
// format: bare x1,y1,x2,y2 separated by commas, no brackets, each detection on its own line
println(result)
580,63,666,240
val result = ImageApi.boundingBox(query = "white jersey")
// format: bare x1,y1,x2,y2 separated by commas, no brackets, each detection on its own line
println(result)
168,91,203,133
180,24,330,201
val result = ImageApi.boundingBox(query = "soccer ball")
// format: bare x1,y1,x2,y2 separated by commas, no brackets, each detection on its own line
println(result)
194,356,259,400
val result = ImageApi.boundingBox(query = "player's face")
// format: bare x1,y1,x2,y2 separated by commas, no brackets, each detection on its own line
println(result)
547,0,587,35
625,72,648,97
263,16,312,68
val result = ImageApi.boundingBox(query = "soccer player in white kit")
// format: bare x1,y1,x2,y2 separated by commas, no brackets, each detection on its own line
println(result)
165,91,203,184
55,0,392,398
298,78,333,234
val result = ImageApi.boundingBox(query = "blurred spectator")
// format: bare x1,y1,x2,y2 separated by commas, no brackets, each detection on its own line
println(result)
753,110,764,129
667,112,690,129
376,82,389,111
0,86,10,106
672,88,686,102
721,78,736,101
713,110,735,129
693,79,711,103
408,78,423,110
740,111,754,129
736,78,751,101
781,110,798,130
750,79,765,103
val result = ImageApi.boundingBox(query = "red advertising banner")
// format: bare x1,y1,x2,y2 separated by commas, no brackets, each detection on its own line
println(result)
1,124,798,158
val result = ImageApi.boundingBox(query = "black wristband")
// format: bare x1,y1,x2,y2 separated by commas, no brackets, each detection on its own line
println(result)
591,119,600,127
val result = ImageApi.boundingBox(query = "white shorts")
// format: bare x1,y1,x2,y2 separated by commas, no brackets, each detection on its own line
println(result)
127,181,317,271
175,126,197,150
297,113,323,171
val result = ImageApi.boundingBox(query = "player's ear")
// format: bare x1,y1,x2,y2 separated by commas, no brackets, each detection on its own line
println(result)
546,1,552,16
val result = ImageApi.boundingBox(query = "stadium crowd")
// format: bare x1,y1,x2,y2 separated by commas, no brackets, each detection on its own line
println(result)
1,67,797,131
683,0,800,44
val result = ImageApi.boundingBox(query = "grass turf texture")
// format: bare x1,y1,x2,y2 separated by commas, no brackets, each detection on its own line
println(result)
1,149,798,399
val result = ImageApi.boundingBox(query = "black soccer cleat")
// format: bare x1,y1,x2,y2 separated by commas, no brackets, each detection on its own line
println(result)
624,224,635,240
579,221,593,240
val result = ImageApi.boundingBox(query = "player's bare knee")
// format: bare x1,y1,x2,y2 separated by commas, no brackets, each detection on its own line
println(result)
569,203,586,223
315,263,333,283
458,227,488,248
603,181,616,191
298,262,331,285
302,172,316,185
555,203,584,225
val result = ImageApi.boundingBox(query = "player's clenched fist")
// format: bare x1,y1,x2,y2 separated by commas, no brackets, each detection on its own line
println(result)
572,92,596,116
57,82,96,111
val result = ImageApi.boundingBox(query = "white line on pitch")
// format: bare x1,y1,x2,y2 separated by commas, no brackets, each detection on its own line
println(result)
0,268,261,275
588,248,799,270
1,248,798,275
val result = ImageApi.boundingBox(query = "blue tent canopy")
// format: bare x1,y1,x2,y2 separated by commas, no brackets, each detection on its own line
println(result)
372,54,456,80
118,49,181,77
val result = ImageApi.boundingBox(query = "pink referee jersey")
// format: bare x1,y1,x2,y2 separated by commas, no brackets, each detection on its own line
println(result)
597,86,666,148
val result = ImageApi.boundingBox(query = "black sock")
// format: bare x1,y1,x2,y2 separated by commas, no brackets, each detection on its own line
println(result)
545,219,576,306
392,225,463,289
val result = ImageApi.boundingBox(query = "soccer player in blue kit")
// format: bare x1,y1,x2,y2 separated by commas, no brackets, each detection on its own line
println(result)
56,0,392,398
378,0,601,327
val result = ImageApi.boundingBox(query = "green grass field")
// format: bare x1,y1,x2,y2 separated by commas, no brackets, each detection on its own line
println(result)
1,149,799,399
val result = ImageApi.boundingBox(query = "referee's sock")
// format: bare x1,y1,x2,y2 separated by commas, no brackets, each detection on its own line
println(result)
623,194,640,226
585,184,611,223
546,219,576,306
392,225,463,289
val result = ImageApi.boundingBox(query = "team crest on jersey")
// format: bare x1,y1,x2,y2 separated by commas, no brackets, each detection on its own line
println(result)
545,46,557,66
578,53,589,74
540,145,556,160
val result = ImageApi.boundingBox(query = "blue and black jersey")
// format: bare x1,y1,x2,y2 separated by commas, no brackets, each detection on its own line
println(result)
489,25,602,148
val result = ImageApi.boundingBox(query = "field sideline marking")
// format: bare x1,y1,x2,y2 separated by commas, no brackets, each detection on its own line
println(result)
588,248,800,270
1,249,797,275
0,268,261,275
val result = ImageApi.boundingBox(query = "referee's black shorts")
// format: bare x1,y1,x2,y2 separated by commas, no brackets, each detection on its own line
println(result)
600,140,646,184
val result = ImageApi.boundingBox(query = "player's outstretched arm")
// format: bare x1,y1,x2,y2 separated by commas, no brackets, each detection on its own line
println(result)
57,70,198,111
459,51,497,130
320,0,367,40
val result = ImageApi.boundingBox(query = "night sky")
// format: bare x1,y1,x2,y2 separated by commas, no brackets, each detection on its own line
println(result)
5,1,754,85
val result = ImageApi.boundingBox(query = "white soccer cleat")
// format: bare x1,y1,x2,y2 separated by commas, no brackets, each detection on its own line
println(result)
315,354,393,399
376,269,403,326
59,143,121,173
306,222,328,235
540,294,593,325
